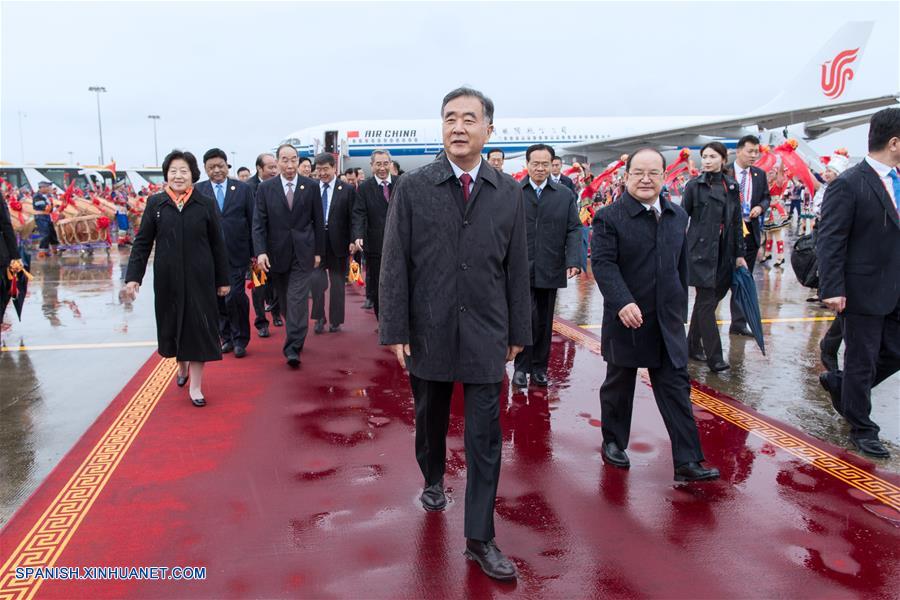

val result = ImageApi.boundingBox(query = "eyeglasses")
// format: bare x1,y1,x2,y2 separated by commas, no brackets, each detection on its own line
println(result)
628,170,663,180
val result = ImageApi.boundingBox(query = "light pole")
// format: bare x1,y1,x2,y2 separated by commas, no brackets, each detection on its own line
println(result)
88,86,107,163
230,151,236,168
68,151,74,164
147,115,160,166
17,111,26,163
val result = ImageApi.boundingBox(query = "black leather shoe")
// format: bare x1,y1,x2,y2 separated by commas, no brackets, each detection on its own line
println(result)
531,372,549,386
257,325,270,338
729,325,754,337
221,341,234,353
851,438,890,458
314,319,325,334
361,299,374,310
176,372,189,387
819,373,843,416
689,349,707,362
602,441,630,469
286,353,300,368
273,317,284,327
674,462,719,481
708,361,730,372
329,324,342,333
190,396,206,407
464,539,517,581
420,482,447,511
234,346,246,358
512,371,528,388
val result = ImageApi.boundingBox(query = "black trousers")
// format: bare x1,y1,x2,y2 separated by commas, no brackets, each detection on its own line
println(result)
730,228,758,329
514,287,558,375
599,351,705,467
251,281,280,329
688,283,730,366
365,253,382,319
218,266,251,349
311,250,348,326
820,315,844,358
270,258,312,357
410,374,502,542
363,252,375,303
827,305,900,440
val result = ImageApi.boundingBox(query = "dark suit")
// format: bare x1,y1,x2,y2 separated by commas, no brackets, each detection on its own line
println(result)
729,164,771,329
196,178,255,349
252,175,325,357
311,178,355,327
591,192,705,467
515,178,582,376
379,155,530,541
245,173,280,328
816,159,900,441
352,175,395,318
555,173,576,193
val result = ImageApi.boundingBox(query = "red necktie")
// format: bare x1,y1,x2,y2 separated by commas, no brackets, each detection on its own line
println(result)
459,173,472,203
381,181,390,202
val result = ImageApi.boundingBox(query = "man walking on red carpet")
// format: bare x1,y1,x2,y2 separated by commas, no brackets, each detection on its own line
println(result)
379,87,531,581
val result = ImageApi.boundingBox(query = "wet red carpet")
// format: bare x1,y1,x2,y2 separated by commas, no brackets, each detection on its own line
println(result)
1,291,899,599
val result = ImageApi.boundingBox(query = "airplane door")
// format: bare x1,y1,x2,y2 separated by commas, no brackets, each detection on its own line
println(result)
324,131,338,154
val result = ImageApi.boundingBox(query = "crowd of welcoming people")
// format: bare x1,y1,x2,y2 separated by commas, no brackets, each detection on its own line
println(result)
2,87,898,583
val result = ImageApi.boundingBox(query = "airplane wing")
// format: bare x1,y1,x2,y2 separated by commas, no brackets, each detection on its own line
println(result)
562,94,899,157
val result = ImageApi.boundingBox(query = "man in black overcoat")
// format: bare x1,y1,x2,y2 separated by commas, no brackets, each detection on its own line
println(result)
352,149,396,319
817,108,900,459
513,144,582,387
253,144,325,367
196,148,255,357
246,152,282,337
591,148,719,482
311,153,356,333
379,88,530,582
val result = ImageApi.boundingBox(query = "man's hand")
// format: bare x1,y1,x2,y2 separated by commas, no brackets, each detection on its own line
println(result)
618,303,643,329
823,296,846,314
749,206,763,219
506,345,524,362
349,243,357,254
314,255,321,269
567,267,581,279
391,344,411,368
217,286,230,297
355,238,364,251
124,281,140,299
736,257,748,270
257,253,270,273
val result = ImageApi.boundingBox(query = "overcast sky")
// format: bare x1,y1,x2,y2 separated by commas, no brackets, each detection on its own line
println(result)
2,1,898,170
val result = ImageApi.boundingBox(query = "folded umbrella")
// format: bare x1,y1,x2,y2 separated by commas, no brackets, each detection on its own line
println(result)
11,243,32,320
732,266,766,356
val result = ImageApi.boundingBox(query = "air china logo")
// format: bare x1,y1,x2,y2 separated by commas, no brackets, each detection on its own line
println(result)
821,48,859,99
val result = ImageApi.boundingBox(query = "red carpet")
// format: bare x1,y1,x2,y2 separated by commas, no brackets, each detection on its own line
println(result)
1,291,899,599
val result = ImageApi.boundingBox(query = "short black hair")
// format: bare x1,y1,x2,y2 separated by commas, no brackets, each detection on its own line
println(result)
486,148,505,159
344,168,356,176
526,143,555,162
867,107,900,152
736,135,761,149
298,156,312,166
625,148,667,171
700,141,729,163
551,156,563,164
276,143,298,159
203,147,228,164
162,150,201,183
314,152,335,167
355,167,364,176
237,166,250,175
441,86,495,124
255,152,274,169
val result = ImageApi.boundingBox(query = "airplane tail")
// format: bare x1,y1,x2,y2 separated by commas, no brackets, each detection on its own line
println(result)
755,21,874,113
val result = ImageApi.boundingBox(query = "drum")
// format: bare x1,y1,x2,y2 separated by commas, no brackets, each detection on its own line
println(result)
54,215,112,247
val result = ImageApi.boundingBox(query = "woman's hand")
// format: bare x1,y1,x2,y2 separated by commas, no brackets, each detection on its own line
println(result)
217,286,230,297
124,281,140,299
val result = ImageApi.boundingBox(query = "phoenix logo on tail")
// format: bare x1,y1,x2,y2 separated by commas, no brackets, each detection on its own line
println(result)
821,48,859,99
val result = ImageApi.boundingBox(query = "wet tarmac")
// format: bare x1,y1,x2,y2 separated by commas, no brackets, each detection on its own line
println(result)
0,229,898,533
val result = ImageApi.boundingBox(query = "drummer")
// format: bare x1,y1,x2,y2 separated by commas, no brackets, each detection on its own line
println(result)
32,181,59,257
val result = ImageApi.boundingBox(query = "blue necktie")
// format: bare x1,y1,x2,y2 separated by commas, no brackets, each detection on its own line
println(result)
535,185,542,199
322,183,330,224
888,170,900,214
215,183,224,211
739,169,749,218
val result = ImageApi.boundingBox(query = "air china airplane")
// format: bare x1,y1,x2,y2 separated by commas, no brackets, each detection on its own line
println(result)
279,22,897,170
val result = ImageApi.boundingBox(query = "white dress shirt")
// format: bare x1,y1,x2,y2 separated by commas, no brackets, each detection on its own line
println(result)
529,178,548,195
865,155,897,204
320,177,334,224
449,159,481,196
733,162,753,218
280,174,299,196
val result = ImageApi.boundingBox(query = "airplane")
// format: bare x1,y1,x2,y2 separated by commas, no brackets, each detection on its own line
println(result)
278,21,898,171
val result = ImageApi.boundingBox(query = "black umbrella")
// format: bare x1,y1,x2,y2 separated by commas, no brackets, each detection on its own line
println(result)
732,266,766,355
11,242,31,320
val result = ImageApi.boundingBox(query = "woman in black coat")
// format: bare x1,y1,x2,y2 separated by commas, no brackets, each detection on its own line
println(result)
683,142,746,372
125,150,229,406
